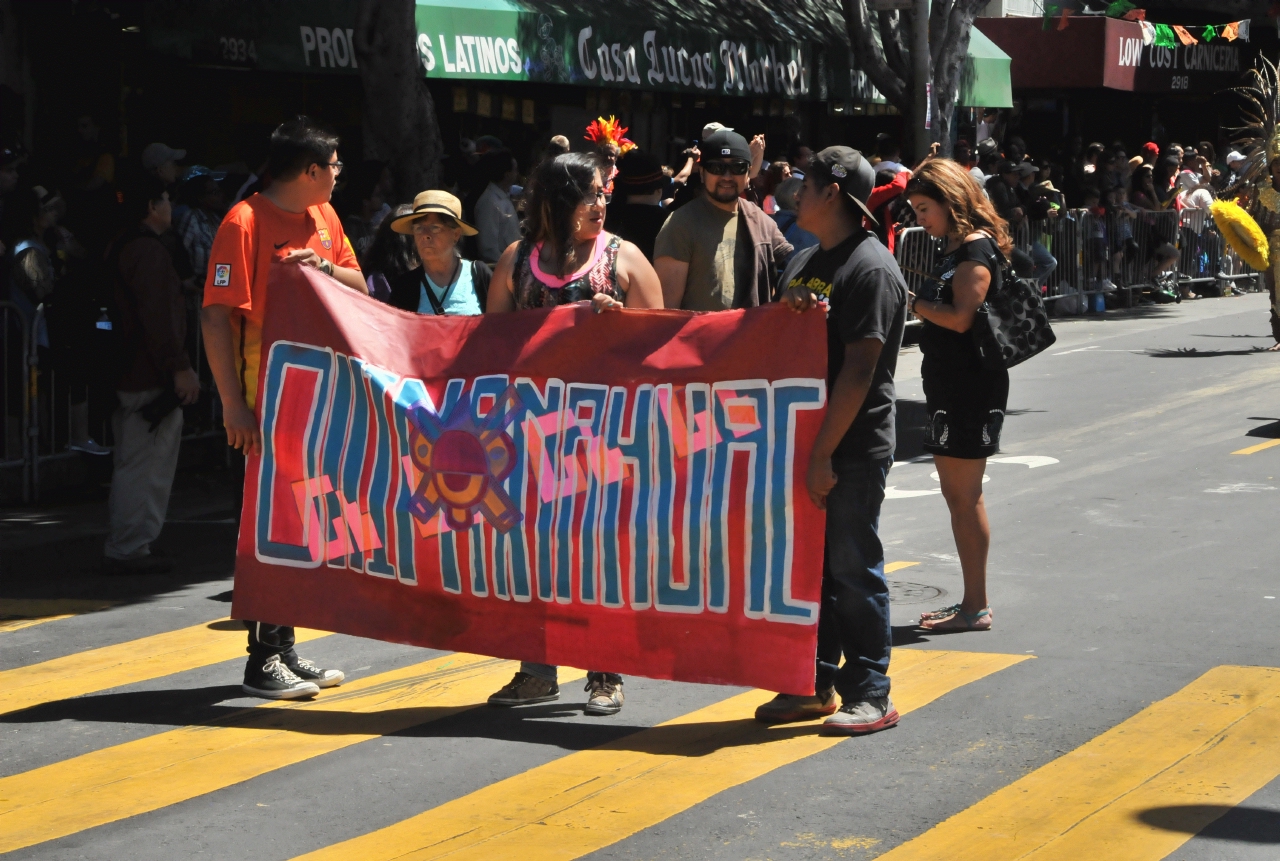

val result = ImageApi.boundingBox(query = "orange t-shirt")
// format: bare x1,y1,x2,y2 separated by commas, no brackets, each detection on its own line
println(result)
202,194,359,408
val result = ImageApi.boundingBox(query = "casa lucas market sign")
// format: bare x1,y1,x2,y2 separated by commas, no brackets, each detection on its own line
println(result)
142,0,815,98
569,26,811,97
412,8,813,97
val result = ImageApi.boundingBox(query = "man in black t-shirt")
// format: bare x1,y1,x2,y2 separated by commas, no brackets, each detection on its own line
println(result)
755,147,907,735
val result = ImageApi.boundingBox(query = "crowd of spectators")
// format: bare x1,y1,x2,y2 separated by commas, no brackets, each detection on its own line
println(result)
0,105,1249,575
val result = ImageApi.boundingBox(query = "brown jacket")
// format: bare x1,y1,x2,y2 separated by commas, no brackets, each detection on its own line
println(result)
114,226,190,392
733,198,794,308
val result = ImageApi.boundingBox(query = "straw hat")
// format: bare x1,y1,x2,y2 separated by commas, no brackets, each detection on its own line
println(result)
390,190,477,235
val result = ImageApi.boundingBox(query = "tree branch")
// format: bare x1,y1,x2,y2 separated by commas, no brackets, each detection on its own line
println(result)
878,10,910,86
842,0,907,108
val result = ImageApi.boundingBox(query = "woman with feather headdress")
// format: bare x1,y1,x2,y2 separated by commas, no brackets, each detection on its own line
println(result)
584,116,636,197
1217,58,1280,349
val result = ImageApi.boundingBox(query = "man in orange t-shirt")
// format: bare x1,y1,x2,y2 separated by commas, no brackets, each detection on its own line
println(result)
201,116,367,700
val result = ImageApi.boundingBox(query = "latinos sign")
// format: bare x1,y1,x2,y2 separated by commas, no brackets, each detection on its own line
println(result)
254,341,825,624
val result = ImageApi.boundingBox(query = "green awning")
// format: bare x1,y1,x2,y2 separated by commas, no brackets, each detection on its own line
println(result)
959,27,1012,108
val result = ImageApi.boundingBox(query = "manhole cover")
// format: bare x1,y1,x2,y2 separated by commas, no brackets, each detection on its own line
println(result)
888,581,945,604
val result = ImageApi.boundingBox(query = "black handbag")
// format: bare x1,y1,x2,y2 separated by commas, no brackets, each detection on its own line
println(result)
970,255,1056,370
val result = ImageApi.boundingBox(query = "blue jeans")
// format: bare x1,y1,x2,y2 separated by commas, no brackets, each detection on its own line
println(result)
814,455,893,701
519,663,619,682
1029,241,1057,288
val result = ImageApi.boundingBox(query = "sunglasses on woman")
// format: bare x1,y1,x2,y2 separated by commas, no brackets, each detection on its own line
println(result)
702,159,750,176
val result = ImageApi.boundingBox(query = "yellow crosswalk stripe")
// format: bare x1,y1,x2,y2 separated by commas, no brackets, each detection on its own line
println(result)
292,649,1031,861
885,561,919,573
0,618,330,717
1232,438,1280,455
0,599,118,634
0,652,573,854
875,664,1280,860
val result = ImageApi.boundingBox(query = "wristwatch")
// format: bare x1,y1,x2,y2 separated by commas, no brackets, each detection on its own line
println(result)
321,259,333,277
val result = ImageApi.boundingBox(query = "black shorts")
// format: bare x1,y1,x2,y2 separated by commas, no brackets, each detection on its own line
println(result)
921,353,1009,460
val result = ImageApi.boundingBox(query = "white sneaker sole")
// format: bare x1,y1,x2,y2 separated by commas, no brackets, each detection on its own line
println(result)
242,682,320,699
301,670,344,688
584,699,623,715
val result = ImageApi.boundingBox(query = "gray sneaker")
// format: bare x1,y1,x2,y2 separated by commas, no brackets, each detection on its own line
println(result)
820,695,900,735
487,672,559,706
583,673,624,715
754,688,838,724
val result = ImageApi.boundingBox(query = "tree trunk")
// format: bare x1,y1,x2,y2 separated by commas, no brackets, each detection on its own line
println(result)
929,0,987,157
354,0,443,200
844,0,987,160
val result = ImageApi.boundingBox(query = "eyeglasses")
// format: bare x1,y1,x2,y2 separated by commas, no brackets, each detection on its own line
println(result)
581,189,607,206
702,160,750,176
319,160,343,176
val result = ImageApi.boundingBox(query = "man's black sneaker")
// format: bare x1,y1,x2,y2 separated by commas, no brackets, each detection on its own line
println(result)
487,672,559,706
243,656,320,699
285,656,344,688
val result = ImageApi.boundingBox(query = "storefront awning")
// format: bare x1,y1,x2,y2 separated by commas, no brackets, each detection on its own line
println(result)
960,27,1012,108
975,17,1255,94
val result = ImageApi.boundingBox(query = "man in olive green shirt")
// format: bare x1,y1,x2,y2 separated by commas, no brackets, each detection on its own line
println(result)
654,130,792,311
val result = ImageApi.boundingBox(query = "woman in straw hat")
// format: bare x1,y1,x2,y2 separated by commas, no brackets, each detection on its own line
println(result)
386,190,490,315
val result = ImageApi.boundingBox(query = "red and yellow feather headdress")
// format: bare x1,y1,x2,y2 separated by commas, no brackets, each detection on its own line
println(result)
584,116,636,155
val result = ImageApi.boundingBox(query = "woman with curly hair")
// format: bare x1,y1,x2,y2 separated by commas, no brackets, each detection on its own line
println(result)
904,159,1013,633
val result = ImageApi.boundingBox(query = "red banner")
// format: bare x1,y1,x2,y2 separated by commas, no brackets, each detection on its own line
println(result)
231,264,828,693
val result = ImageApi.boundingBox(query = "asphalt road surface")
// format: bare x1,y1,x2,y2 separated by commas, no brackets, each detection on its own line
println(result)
2,292,1279,860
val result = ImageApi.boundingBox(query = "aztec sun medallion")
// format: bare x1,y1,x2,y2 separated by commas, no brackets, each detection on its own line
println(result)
405,386,523,533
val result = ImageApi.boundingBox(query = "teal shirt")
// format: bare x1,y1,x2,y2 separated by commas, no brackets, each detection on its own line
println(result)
417,260,482,316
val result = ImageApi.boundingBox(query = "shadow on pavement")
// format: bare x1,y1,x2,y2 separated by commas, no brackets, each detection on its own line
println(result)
1,688,839,756
892,625,931,647
1146,346,1271,358
0,467,241,607
895,399,929,462
1246,419,1280,439
1137,805,1280,843
1194,333,1275,339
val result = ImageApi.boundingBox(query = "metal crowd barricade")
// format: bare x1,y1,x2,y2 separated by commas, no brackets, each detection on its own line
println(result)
894,226,940,294
5,296,222,502
1023,208,1258,311
1177,208,1221,290
1219,243,1263,292
898,204,1259,317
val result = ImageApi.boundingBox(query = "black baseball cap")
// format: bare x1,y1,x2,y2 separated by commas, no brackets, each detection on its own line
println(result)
809,146,877,225
614,150,666,193
700,130,751,163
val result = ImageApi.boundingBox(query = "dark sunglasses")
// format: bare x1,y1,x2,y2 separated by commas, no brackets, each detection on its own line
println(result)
702,160,750,176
